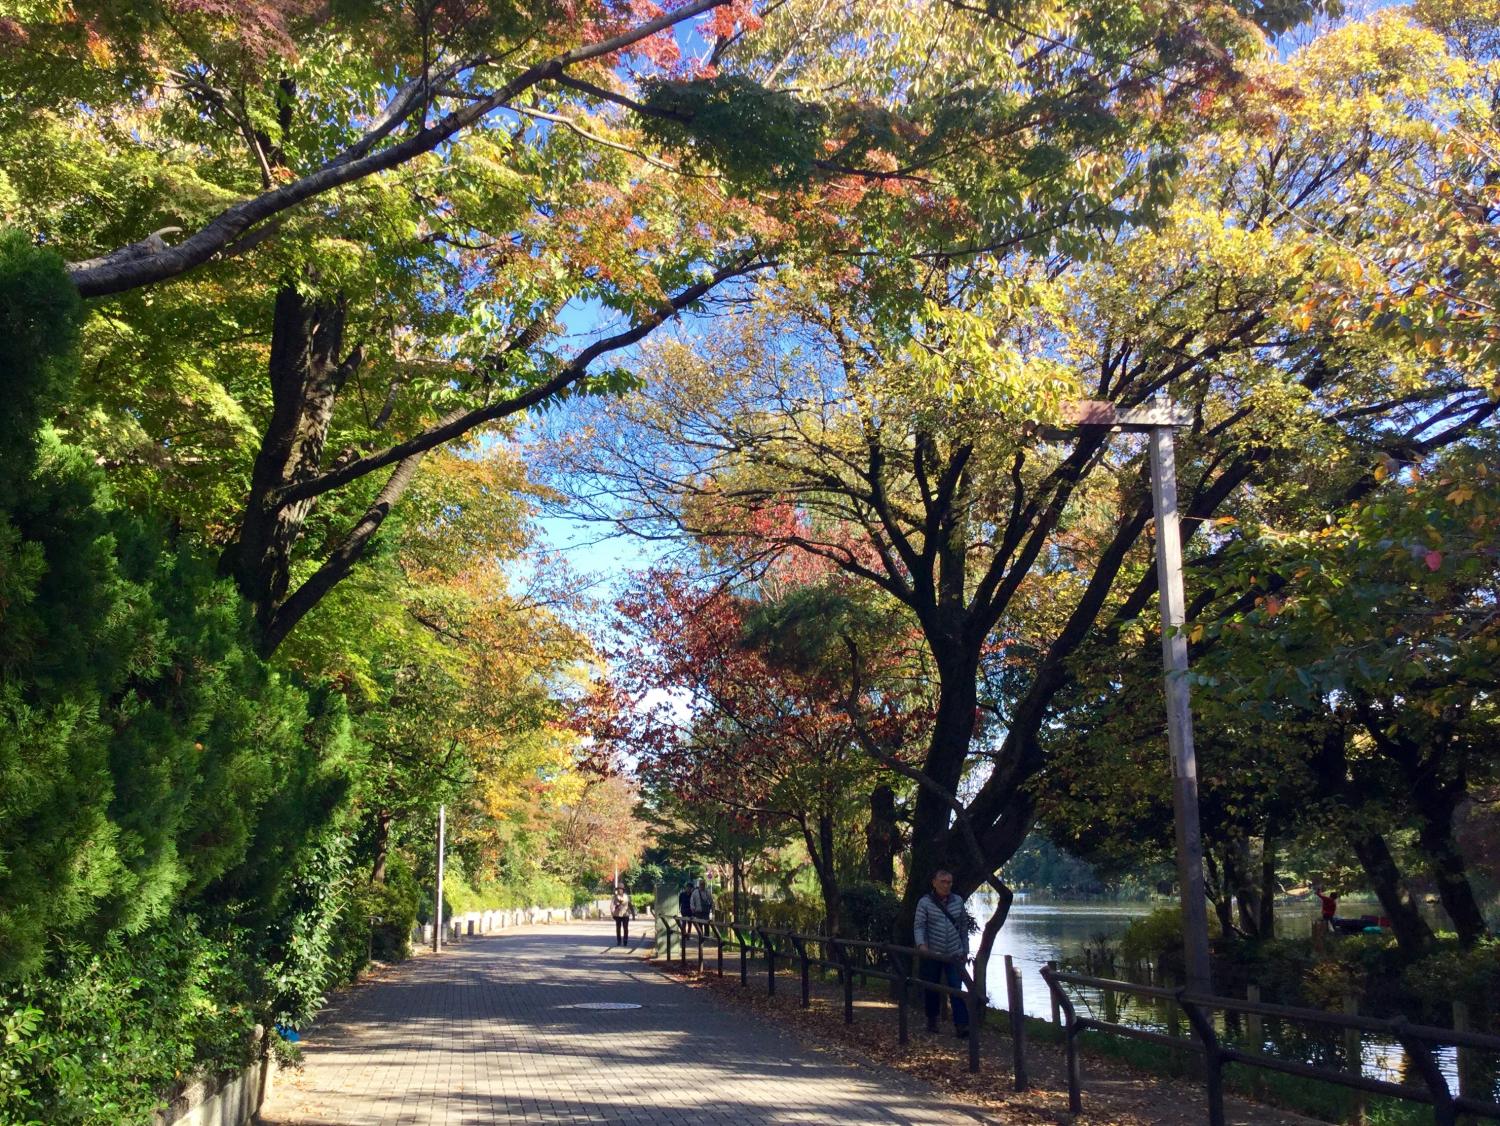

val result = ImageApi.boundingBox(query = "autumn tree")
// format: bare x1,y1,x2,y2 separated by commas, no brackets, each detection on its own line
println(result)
4,0,781,657
1193,440,1499,948
550,5,1497,940
602,567,907,933
637,778,791,920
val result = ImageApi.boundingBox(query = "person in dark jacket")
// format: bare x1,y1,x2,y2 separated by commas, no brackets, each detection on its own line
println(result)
611,886,634,946
913,869,971,1037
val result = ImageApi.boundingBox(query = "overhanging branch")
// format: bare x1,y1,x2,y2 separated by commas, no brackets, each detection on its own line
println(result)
269,256,773,509
66,0,731,297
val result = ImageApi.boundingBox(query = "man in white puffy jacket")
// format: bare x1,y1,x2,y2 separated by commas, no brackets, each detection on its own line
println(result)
913,869,970,1037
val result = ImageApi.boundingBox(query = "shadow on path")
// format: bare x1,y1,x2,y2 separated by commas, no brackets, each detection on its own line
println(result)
258,921,991,1125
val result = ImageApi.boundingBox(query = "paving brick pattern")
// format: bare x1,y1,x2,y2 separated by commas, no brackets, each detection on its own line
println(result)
258,921,988,1125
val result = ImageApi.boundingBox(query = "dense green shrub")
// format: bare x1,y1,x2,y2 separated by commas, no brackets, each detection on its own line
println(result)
339,862,423,969
0,917,256,1126
840,881,901,942
1403,938,1500,1025
0,230,79,499
0,236,363,1123
748,893,824,934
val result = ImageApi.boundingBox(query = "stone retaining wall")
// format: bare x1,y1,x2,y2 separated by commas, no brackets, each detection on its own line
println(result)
152,1028,274,1126
412,899,609,947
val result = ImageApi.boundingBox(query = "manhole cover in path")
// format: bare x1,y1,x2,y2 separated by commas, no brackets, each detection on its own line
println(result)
558,1002,641,1010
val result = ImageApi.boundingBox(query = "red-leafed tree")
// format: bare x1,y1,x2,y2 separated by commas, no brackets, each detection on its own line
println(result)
600,561,928,935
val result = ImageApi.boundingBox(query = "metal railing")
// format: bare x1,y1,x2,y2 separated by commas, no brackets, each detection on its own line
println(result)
1040,965,1500,1126
656,914,1030,1081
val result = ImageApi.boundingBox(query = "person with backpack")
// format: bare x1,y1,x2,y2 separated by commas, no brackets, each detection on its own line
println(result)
681,881,696,941
611,885,634,947
913,869,971,1038
689,878,713,921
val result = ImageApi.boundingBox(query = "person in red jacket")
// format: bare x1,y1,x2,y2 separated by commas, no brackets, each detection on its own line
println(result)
1314,884,1339,920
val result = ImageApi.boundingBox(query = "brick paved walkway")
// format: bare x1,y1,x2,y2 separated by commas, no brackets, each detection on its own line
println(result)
258,920,989,1125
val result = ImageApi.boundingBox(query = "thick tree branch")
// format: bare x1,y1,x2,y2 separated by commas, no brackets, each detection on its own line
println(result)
66,0,730,297
270,257,771,508
260,449,429,655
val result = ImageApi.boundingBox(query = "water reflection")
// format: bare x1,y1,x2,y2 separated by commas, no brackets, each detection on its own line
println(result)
967,893,1150,1019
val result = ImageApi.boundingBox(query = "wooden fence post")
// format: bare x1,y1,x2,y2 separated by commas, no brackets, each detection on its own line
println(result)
1005,955,1028,1091
966,960,981,1073
841,943,855,1024
1453,1000,1472,1107
1245,983,1262,1051
1344,995,1366,1126
1166,975,1182,1046
796,937,810,1009
893,948,909,1047
1046,960,1060,1026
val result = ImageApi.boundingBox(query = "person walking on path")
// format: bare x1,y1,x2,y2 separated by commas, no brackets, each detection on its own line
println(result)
611,886,634,946
914,869,970,1038
690,878,714,921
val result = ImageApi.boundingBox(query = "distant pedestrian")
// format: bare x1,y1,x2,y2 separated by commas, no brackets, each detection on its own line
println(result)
611,886,633,946
914,869,970,1038
677,882,694,920
690,878,714,920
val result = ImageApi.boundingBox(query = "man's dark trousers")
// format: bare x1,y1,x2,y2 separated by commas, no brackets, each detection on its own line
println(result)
920,958,969,1028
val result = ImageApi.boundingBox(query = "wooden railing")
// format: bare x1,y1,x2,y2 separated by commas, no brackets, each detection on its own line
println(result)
1040,965,1500,1126
649,913,1499,1123
657,914,1031,1081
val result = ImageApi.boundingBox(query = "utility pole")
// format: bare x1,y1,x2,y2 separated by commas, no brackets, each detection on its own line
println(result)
433,803,446,954
1062,402,1213,995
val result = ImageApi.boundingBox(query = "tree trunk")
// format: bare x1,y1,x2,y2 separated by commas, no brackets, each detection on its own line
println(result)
1204,849,1235,936
1228,836,1262,937
866,784,898,886
371,808,393,884
902,643,981,934
1258,830,1277,938
226,283,360,641
1310,722,1434,955
803,814,843,936
257,447,426,654
1410,780,1490,946
732,857,745,924
1348,829,1433,955
1358,713,1490,947
969,878,1013,1023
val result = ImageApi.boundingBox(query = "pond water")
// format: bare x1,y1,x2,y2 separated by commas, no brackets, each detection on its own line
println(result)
965,894,1496,1100
968,895,1154,1019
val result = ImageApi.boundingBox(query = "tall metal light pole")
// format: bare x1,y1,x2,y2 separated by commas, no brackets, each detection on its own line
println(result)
1063,401,1213,995
433,803,446,954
